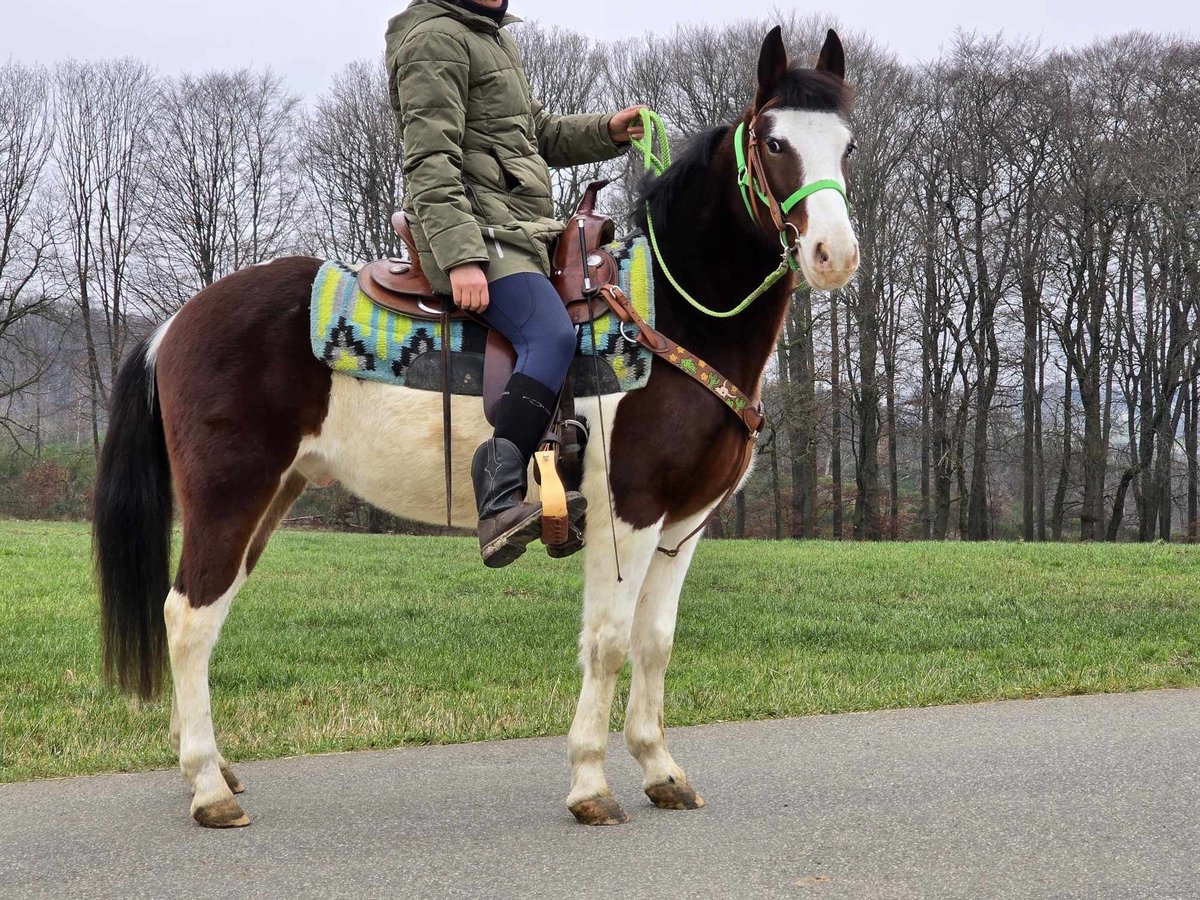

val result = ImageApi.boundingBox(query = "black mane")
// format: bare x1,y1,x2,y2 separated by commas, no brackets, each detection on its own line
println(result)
639,125,728,228
771,65,854,115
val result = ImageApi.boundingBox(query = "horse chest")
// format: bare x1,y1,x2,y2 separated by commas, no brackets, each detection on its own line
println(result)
607,375,752,529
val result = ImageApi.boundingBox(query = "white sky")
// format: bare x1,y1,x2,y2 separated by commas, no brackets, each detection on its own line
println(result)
2,0,1196,96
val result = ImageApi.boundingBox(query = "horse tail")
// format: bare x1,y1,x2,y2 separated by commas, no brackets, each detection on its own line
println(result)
94,335,173,699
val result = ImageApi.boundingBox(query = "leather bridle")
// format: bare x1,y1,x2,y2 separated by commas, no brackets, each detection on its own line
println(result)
734,97,850,248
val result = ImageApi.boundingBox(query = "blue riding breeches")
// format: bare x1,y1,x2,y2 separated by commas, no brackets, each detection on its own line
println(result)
479,272,576,393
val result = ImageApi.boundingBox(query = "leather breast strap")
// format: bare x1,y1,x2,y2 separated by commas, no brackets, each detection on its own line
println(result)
597,285,764,437
595,284,762,556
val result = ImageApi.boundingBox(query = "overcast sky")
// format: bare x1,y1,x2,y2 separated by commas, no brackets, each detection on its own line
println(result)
3,0,1196,97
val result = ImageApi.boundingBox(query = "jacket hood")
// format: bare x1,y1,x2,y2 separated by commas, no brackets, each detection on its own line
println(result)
386,0,520,42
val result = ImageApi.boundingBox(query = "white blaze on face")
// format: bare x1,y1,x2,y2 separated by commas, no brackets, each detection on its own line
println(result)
764,109,859,290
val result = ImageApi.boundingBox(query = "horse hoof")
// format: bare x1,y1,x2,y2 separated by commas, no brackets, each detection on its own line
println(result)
193,798,251,828
569,795,630,826
645,780,705,810
221,764,246,795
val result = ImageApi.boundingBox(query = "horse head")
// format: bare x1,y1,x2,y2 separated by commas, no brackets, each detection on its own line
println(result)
748,26,859,291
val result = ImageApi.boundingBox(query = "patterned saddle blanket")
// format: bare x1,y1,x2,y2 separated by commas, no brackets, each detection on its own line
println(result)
310,236,656,397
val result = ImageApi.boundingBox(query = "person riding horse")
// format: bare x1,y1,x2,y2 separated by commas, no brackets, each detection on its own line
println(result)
385,0,645,567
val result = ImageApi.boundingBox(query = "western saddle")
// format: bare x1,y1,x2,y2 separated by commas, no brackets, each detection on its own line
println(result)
356,180,765,556
357,180,631,547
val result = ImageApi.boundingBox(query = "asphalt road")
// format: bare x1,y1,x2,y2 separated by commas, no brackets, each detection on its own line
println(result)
3,689,1198,900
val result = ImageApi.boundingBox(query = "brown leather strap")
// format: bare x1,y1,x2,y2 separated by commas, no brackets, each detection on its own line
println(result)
593,284,760,556
742,98,799,239
597,285,764,437
441,305,452,527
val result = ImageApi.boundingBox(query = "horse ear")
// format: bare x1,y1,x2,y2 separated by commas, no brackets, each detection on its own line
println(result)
755,26,788,109
816,29,845,80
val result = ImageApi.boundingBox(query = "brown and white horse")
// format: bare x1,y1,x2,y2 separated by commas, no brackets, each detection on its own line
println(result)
94,27,858,828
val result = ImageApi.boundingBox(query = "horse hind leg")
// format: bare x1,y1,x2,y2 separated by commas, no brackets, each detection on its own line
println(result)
566,514,660,826
167,466,307,828
166,572,248,828
625,515,708,812
167,469,307,810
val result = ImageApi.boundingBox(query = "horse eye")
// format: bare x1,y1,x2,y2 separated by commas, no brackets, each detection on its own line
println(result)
845,140,858,158
766,139,783,154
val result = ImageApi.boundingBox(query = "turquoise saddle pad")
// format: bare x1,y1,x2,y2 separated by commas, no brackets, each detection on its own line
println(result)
310,236,656,396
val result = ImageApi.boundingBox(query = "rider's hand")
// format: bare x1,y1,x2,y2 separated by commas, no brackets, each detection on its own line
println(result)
608,106,647,143
450,263,489,313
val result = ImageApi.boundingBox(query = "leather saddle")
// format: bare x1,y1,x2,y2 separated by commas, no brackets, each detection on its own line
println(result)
357,180,619,421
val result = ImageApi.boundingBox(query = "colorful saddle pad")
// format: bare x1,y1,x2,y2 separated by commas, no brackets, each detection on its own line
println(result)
310,236,656,395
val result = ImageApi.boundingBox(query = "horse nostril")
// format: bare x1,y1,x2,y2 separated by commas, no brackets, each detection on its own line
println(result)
815,243,830,266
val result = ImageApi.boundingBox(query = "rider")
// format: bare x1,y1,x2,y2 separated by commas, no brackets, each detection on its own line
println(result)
386,0,644,567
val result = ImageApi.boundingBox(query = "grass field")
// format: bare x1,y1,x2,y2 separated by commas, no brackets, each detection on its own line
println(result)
2,519,1199,783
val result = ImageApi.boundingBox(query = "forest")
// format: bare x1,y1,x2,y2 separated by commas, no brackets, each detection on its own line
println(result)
1,16,1197,541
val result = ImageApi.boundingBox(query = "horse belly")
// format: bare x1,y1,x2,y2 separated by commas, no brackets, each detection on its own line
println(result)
297,376,628,530
296,376,492,528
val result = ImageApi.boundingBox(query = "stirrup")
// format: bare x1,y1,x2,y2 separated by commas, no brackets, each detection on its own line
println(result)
534,446,571,547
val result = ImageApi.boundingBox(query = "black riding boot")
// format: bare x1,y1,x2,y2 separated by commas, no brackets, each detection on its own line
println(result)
472,374,586,567
472,438,544,568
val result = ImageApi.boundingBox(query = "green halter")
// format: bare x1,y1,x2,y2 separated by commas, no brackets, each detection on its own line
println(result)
630,108,848,319
732,121,849,223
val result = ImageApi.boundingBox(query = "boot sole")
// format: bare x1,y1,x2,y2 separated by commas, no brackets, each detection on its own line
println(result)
483,495,587,569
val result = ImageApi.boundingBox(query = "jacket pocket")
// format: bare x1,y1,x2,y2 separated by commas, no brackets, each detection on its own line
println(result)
490,147,521,191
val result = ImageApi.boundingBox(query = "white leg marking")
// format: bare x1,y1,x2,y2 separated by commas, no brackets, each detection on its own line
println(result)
565,399,662,806
625,509,711,789
164,570,244,814
566,516,661,808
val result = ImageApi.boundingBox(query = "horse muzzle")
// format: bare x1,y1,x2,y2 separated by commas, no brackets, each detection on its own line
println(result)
800,231,859,291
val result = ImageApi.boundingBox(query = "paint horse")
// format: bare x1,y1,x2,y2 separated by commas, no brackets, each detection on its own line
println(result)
94,26,859,828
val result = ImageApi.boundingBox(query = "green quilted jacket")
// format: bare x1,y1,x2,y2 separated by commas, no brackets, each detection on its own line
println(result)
385,0,627,293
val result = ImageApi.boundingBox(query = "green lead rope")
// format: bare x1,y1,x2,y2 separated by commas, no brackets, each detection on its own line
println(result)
629,108,845,319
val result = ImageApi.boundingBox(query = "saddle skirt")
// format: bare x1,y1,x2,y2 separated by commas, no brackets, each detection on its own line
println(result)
309,235,657,397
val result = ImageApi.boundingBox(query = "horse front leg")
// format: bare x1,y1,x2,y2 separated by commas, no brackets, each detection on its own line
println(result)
566,517,659,826
625,518,707,811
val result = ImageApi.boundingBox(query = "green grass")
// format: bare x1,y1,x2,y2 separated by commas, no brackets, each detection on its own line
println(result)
3,519,1200,783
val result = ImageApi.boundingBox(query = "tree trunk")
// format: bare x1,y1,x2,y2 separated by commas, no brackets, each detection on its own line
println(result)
830,290,844,539
1052,366,1072,541
1021,288,1037,540
1035,317,1047,540
1106,467,1135,540
1188,369,1198,542
786,291,818,538
770,437,783,540
886,365,899,540
853,278,881,540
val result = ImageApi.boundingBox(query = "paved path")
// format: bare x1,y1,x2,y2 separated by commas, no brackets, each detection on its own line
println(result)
3,689,1198,899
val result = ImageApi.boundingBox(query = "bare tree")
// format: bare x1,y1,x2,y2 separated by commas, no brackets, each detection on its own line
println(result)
144,69,299,308
0,62,54,445
51,59,159,451
298,59,404,262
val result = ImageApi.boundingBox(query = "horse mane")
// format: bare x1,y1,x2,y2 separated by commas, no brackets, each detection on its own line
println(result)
771,65,855,116
638,125,728,228
637,66,854,226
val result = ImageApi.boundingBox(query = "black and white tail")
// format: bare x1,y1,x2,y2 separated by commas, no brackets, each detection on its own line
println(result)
94,339,173,698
